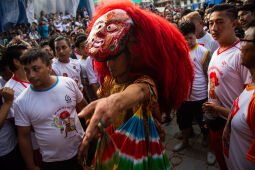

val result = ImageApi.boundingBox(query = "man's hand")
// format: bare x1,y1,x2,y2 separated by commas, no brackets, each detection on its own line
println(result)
0,87,14,104
202,101,230,118
77,96,120,163
202,102,218,114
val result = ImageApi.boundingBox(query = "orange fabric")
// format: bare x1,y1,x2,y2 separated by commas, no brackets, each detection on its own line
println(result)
246,93,255,162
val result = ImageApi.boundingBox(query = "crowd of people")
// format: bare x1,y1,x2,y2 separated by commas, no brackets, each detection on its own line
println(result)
0,0,255,170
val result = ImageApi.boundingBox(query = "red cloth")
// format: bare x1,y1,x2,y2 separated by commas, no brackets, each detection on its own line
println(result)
210,128,228,170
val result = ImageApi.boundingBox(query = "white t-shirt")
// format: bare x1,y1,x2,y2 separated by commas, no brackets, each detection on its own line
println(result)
0,76,6,87
225,84,255,170
4,76,30,119
52,58,83,88
74,49,82,60
14,76,84,162
208,40,251,110
0,82,17,157
75,21,83,27
3,76,39,150
187,44,209,101
79,56,98,85
197,32,219,54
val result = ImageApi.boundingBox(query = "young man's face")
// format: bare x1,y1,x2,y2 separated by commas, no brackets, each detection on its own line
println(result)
78,40,87,57
55,40,71,62
23,58,51,89
209,11,237,42
0,66,12,81
184,33,197,49
238,10,255,31
42,45,54,59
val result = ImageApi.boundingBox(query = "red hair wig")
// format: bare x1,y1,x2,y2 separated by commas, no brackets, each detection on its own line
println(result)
90,0,194,112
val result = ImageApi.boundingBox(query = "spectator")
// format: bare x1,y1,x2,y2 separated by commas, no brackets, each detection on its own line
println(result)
174,21,211,152
52,36,83,89
0,86,26,170
75,34,99,101
238,4,255,32
39,40,54,61
203,4,251,170
0,44,31,170
183,11,219,54
37,21,49,39
29,22,40,41
15,49,87,170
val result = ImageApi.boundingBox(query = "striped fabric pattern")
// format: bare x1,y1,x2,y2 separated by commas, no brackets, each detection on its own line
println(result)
93,106,171,170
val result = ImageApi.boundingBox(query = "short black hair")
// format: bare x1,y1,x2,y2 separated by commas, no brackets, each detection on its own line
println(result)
39,40,49,48
210,4,238,21
48,35,59,52
238,4,255,12
3,44,27,72
20,48,50,66
75,34,87,48
181,9,193,18
54,36,71,47
179,21,196,36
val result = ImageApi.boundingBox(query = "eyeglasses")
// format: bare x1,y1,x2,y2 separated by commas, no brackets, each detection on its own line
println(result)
240,39,255,43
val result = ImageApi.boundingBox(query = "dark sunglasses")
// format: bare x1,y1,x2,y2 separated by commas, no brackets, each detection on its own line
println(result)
240,39,255,43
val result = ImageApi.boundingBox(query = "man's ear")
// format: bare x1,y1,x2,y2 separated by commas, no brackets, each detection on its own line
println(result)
13,58,21,68
48,62,52,72
232,19,239,29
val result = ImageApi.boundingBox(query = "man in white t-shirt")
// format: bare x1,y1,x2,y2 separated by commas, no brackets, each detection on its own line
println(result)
174,21,211,152
183,11,219,54
202,4,251,170
75,34,99,101
15,49,87,170
0,44,30,170
52,36,83,89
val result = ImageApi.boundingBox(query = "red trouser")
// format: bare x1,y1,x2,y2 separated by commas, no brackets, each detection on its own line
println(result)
210,127,228,170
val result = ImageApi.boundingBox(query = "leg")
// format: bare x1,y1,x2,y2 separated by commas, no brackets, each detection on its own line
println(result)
174,102,193,152
209,128,228,170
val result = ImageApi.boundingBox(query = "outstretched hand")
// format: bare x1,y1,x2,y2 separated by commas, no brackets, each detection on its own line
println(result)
77,94,121,164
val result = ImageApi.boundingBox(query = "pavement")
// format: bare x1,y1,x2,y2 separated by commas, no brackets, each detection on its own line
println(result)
162,113,220,170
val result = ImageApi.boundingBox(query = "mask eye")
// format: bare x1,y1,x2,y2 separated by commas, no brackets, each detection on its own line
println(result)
106,24,117,32
97,24,103,30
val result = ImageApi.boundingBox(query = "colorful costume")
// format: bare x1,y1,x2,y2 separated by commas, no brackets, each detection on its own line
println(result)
85,1,194,169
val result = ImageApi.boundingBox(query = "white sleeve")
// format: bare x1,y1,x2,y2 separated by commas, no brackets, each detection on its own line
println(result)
68,78,83,103
14,101,31,126
52,63,60,76
86,57,98,84
80,60,88,79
